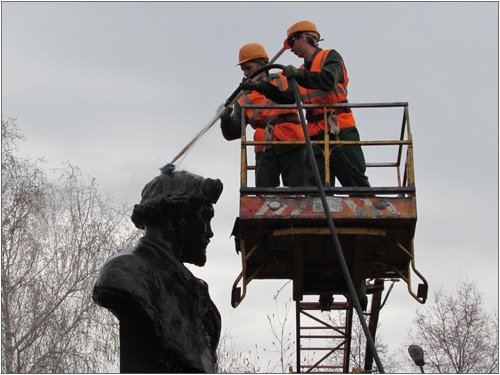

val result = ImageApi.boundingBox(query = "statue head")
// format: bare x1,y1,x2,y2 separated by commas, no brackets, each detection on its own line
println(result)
131,170,223,266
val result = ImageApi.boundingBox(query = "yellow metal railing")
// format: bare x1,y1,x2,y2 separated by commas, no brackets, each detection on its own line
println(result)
239,102,415,195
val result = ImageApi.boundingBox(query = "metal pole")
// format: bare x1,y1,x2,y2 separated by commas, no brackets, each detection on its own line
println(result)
296,302,301,373
364,279,384,372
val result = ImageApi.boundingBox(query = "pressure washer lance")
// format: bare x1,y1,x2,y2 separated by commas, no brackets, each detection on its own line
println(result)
160,103,229,174
159,47,286,174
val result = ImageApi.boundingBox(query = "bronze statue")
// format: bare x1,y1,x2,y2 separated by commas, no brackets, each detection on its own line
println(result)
93,170,223,373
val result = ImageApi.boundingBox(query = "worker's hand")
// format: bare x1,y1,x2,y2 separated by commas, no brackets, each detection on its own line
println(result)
283,65,299,79
240,79,261,92
221,106,233,120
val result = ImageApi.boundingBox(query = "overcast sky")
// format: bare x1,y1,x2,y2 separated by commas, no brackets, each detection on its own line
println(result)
2,1,498,370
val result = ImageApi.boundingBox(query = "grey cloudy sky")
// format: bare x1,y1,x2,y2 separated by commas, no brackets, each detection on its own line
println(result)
2,1,498,369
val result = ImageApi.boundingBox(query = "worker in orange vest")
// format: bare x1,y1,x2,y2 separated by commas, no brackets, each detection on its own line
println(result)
242,21,370,188
220,43,306,187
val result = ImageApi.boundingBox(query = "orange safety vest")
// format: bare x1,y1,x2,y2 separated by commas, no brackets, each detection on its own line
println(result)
239,73,304,153
299,49,356,137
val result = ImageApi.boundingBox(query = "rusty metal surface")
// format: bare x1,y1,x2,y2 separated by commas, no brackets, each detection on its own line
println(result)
239,195,417,221
239,230,412,283
231,192,420,308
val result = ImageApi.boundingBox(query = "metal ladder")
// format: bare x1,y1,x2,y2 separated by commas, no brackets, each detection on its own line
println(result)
296,298,353,373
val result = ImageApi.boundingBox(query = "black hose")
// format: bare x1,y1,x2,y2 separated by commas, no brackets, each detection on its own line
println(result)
287,78,385,373
224,64,285,106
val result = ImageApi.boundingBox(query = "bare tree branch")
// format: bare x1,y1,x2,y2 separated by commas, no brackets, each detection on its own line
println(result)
406,278,498,373
1,118,140,373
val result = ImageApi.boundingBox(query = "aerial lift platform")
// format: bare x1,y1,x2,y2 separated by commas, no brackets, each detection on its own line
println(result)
230,102,427,373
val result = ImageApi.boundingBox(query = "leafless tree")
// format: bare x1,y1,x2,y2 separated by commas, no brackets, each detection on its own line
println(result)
216,288,294,373
406,279,498,373
264,290,295,373
217,287,295,373
216,331,261,373
1,118,140,373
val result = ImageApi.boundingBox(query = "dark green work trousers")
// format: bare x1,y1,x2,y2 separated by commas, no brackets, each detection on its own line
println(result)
306,127,370,187
255,145,306,187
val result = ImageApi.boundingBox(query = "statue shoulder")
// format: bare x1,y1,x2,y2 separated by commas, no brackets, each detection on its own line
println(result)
92,245,157,314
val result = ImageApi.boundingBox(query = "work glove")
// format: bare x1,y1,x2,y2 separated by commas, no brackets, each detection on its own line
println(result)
283,65,299,79
220,105,233,120
240,79,261,92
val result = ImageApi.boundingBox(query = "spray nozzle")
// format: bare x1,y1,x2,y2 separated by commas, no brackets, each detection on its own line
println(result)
160,163,176,175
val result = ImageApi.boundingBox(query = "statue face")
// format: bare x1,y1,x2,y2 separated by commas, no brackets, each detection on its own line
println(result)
181,202,215,266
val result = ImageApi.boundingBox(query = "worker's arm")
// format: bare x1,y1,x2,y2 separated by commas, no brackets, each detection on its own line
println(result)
245,81,296,104
294,49,344,91
220,102,244,141
246,50,344,102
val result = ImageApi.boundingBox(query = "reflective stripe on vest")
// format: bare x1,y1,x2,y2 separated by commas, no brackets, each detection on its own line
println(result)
300,49,355,135
239,73,304,152
240,75,286,125
299,50,349,105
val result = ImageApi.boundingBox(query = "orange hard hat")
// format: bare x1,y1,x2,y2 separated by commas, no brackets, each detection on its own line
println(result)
284,20,320,49
237,43,269,65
